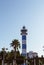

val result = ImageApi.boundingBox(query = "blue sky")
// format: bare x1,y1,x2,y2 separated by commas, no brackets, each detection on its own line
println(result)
0,0,44,56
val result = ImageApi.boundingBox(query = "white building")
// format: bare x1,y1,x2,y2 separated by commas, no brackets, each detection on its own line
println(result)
27,51,38,58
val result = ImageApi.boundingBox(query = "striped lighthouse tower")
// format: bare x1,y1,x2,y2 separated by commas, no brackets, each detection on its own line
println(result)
21,26,27,57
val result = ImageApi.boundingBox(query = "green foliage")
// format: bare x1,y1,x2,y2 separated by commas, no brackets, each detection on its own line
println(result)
16,55,25,64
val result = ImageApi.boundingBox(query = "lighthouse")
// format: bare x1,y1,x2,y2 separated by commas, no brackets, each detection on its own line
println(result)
21,26,27,57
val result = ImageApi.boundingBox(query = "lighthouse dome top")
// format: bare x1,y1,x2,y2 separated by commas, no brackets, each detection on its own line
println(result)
21,26,27,31
23,26,25,29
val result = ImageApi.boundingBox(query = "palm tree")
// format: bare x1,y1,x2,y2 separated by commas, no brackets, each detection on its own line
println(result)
10,39,20,65
0,51,3,65
1,48,8,65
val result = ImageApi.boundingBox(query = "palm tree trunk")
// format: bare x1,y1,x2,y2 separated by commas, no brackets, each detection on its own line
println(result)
2,52,5,65
14,46,16,65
